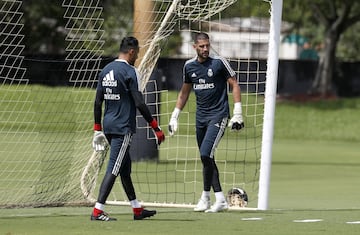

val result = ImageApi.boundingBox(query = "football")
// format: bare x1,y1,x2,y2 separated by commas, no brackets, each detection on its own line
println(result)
227,188,248,207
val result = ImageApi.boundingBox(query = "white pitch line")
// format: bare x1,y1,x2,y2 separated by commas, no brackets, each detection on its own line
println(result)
346,221,360,224
293,219,323,223
241,217,263,221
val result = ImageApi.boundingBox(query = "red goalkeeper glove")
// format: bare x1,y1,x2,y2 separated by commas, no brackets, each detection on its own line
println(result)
150,119,165,145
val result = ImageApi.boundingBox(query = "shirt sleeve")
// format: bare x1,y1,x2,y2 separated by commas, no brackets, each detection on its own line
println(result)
130,90,153,123
219,56,236,79
128,67,153,123
134,67,142,92
94,75,103,128
183,63,192,84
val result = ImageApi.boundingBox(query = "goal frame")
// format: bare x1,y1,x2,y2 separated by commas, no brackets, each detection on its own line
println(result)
0,0,283,210
106,0,283,211
257,0,283,210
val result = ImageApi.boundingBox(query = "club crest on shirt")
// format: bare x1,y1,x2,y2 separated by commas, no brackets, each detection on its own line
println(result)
207,69,213,77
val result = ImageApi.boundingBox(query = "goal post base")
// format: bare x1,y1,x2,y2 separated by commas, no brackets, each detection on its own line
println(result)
106,200,258,211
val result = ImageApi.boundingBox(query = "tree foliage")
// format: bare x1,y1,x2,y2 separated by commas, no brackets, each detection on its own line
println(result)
17,0,360,96
221,0,271,18
20,0,132,55
101,0,133,56
19,0,360,59
294,0,360,95
22,0,66,54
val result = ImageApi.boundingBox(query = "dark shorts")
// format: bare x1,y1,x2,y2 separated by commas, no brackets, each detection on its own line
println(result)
105,133,132,176
196,117,228,158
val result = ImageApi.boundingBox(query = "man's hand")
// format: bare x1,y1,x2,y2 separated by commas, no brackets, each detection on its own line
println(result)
168,108,180,136
228,102,245,131
150,119,165,145
92,131,108,151
228,115,244,131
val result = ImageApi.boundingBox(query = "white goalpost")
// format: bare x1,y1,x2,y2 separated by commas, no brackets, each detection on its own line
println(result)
0,0,282,210
258,0,283,210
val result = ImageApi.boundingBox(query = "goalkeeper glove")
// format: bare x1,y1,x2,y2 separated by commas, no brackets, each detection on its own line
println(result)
92,131,108,151
228,102,245,131
150,119,165,145
168,107,180,136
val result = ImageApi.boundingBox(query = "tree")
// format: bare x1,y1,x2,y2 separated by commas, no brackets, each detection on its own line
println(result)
22,0,66,54
280,0,360,97
102,0,133,56
308,0,360,96
303,1,360,96
18,0,360,87
21,0,133,55
337,22,360,60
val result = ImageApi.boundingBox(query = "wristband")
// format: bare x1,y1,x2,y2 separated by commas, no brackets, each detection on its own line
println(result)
150,119,159,129
233,102,242,115
94,123,102,131
171,107,181,119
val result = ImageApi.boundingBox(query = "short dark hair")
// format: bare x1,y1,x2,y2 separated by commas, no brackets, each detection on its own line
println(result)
194,32,209,43
119,36,139,53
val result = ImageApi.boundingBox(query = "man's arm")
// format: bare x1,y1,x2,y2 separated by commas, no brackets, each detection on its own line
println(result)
168,83,192,136
227,76,241,103
130,90,165,145
94,88,103,130
92,87,108,151
227,76,245,131
175,83,192,110
130,89,154,123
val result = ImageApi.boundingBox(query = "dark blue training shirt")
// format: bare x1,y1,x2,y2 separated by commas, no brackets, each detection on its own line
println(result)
96,59,141,135
183,55,236,121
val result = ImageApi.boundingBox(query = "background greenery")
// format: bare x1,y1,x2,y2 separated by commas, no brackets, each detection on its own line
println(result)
19,0,360,60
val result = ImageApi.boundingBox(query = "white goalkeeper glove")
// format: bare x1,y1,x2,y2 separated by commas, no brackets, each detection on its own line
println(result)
168,107,180,136
92,131,108,152
228,102,245,131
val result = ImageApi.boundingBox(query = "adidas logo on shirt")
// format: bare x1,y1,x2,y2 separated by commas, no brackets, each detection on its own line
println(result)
102,70,117,87
191,73,197,78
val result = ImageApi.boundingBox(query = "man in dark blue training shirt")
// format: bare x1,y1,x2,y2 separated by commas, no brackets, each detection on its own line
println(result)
168,32,244,213
91,36,165,221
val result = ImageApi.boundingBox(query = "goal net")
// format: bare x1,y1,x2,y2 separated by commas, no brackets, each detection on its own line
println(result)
0,0,281,210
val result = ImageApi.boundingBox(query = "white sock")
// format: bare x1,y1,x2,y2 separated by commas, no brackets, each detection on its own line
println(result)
201,191,210,200
130,199,141,208
214,192,226,202
95,202,104,211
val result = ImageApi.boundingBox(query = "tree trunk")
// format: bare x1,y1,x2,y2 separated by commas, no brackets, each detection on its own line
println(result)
133,0,154,67
310,29,338,97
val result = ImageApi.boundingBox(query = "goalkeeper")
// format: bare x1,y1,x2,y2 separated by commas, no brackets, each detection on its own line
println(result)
168,32,244,213
91,36,165,221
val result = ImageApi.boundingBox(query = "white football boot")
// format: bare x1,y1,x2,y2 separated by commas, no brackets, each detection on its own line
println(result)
205,200,228,213
194,197,211,212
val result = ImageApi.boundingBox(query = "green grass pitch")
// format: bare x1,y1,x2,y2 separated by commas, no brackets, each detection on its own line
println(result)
1,85,360,234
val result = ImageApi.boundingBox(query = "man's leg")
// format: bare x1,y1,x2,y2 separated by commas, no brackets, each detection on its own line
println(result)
118,134,156,220
193,125,211,211
199,117,228,212
91,134,118,221
97,173,116,204
211,160,222,193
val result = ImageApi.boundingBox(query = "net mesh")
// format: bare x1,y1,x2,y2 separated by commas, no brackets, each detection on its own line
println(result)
0,0,272,208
